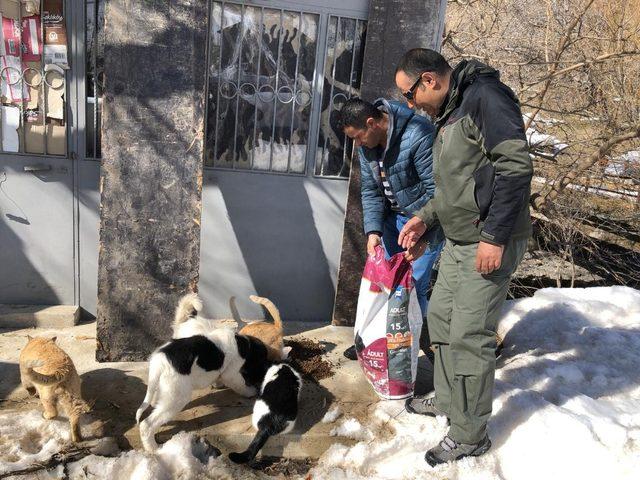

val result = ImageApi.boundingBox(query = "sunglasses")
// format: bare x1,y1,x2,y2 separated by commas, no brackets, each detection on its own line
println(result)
402,73,426,101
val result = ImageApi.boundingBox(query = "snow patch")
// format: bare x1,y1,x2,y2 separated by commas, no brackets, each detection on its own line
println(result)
0,410,70,476
330,418,374,441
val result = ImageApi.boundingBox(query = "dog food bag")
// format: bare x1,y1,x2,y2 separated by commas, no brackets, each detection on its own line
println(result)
354,246,422,400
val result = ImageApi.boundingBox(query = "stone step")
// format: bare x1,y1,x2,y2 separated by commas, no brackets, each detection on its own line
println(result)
0,304,80,329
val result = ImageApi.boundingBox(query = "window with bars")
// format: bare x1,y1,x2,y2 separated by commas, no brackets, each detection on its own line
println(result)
205,1,367,178
0,0,68,156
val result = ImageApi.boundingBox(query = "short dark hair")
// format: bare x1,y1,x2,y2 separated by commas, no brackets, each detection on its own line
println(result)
396,48,451,78
336,98,382,130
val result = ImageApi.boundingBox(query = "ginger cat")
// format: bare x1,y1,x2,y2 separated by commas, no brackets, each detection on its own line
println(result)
231,295,290,361
19,336,90,443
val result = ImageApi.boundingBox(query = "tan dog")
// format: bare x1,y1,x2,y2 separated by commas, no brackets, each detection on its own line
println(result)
231,295,290,361
19,336,90,443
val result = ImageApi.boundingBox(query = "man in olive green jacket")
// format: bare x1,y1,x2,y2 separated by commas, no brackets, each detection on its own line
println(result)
394,49,532,466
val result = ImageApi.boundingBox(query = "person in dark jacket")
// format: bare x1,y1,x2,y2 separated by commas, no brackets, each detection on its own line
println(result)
337,98,444,360
394,49,532,466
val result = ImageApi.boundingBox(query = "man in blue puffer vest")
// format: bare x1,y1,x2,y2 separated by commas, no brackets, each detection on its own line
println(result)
337,97,444,360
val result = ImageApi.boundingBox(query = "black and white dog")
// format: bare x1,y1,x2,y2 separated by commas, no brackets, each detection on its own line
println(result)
136,294,271,452
229,362,302,464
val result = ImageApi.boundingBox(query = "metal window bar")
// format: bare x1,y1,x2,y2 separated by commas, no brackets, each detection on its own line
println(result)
321,15,341,176
212,1,225,165
268,8,284,172
93,0,99,158
84,0,92,157
314,15,330,176
250,6,265,170
83,0,102,159
231,4,245,168
286,11,303,173
0,0,71,157
340,18,359,171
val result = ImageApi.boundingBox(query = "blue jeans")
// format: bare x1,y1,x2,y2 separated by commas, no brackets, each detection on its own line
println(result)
381,212,445,318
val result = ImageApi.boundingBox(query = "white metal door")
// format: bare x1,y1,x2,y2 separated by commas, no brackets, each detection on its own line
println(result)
0,0,76,306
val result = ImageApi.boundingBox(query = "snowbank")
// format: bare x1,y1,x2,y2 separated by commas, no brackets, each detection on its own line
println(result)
308,286,640,479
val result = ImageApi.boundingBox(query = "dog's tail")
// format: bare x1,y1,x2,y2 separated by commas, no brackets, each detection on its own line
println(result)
59,388,92,415
174,293,203,328
136,355,162,424
250,295,282,332
229,296,246,326
228,427,271,464
24,359,64,386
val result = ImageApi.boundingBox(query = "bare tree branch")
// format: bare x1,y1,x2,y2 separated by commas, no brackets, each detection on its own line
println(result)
532,123,640,211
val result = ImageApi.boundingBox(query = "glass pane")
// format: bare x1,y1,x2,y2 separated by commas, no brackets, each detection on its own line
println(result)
270,10,298,173
212,2,243,168
315,15,338,176
288,12,317,174
0,0,69,156
251,7,281,171
205,2,319,174
315,16,367,177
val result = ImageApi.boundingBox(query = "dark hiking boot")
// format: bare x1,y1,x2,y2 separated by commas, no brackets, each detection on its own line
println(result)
425,434,492,466
343,344,358,360
405,394,447,418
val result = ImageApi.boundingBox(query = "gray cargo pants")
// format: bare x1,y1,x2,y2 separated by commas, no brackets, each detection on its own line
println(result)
427,237,527,443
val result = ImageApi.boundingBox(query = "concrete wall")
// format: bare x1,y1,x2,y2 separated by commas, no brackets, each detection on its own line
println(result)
77,162,101,316
0,156,75,306
66,161,349,326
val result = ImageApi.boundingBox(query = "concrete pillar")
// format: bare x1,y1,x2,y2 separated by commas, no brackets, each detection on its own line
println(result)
96,0,208,361
332,0,447,326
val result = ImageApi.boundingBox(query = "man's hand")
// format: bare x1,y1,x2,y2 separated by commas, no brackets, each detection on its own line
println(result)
367,233,382,256
476,241,505,274
398,216,427,249
404,239,428,262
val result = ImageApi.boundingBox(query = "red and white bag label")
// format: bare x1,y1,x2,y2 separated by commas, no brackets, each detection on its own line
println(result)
0,15,21,57
354,246,423,400
0,15,42,61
